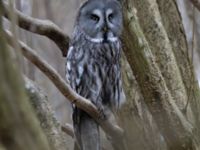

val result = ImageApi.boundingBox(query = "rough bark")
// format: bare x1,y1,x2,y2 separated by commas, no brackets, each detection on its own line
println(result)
133,0,188,113
157,0,200,146
122,1,193,149
118,54,167,150
156,0,191,89
25,77,69,150
0,1,51,149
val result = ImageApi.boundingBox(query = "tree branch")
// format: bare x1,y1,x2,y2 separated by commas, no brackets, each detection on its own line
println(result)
5,30,124,140
61,124,74,138
2,3,69,57
189,0,200,11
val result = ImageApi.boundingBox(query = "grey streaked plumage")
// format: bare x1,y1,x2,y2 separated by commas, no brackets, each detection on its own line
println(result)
66,0,125,149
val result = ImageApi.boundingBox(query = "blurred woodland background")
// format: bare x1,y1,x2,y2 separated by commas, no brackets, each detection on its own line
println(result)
1,0,200,150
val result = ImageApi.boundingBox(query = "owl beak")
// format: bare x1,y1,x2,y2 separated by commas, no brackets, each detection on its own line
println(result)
102,26,108,33
102,26,109,43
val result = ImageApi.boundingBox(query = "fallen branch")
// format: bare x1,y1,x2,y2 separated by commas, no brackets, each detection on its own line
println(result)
189,0,200,11
2,2,69,57
5,30,123,140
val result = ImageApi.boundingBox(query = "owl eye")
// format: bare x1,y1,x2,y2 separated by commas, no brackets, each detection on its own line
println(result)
90,14,100,22
108,13,114,21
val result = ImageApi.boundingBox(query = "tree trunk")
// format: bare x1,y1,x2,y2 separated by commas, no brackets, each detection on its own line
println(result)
0,1,51,149
133,0,188,113
156,0,200,145
118,0,197,149
119,54,167,150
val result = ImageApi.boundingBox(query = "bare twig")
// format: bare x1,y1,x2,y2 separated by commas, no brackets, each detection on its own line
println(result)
189,0,200,11
2,3,69,57
5,30,124,139
61,124,74,138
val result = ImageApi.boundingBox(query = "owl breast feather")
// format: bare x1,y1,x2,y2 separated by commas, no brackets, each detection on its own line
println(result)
66,39,125,110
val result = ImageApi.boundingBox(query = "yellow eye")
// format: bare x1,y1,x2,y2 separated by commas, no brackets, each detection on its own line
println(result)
90,14,100,22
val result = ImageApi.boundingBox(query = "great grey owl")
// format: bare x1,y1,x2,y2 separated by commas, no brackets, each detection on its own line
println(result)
66,0,125,149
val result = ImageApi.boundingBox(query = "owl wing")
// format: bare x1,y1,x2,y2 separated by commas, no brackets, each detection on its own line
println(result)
66,45,85,95
66,45,101,150
66,45,103,101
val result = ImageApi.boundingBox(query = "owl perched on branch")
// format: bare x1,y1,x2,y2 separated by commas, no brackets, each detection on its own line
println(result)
66,0,125,149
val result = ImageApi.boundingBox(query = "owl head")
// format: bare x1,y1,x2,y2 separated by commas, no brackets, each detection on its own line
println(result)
76,0,123,43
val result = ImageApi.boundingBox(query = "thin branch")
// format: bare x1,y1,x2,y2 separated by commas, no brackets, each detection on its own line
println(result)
61,124,74,138
2,2,69,57
184,6,196,113
5,30,124,140
189,0,200,11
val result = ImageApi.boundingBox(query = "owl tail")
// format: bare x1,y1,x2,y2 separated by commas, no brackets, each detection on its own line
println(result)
73,109,100,150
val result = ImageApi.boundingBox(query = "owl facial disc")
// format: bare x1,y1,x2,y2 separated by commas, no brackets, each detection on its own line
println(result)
76,0,122,43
